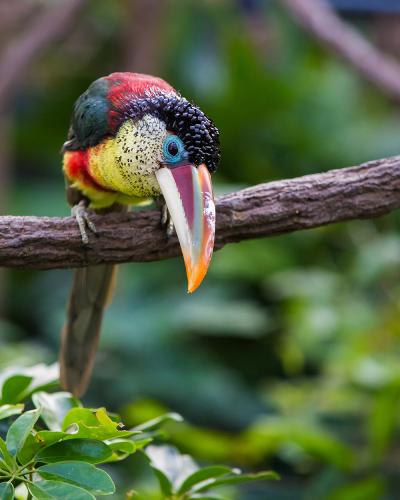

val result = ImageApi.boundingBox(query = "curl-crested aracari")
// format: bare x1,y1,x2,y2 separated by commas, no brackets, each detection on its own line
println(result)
60,72,220,396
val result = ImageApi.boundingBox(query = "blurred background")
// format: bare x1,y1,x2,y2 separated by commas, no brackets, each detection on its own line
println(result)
1,0,400,498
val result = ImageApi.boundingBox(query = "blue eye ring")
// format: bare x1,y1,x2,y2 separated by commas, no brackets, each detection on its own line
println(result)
162,135,186,164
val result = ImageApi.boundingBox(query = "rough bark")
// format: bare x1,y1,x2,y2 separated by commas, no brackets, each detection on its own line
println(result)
0,155,399,270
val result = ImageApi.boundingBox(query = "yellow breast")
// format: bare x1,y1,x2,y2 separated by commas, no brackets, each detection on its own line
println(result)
88,116,166,198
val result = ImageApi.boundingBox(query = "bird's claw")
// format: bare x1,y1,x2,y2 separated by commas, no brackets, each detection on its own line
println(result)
161,202,168,226
156,196,175,239
166,215,174,238
72,200,97,245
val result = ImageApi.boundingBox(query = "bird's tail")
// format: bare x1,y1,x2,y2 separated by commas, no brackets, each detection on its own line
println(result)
60,264,117,397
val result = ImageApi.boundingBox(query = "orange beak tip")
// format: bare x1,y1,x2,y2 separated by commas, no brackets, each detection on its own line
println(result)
187,280,199,294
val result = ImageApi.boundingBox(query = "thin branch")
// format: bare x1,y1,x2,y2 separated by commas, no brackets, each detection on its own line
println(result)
281,0,400,101
0,0,87,108
0,155,399,270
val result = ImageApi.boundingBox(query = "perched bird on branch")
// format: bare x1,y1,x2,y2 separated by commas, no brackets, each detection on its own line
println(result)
60,72,220,396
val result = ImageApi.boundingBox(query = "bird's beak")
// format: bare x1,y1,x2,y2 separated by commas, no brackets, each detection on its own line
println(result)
156,163,215,293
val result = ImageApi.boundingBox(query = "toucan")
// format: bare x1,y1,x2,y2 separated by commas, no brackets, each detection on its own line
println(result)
60,72,220,396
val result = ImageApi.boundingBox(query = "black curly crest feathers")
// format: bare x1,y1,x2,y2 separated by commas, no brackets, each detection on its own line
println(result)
122,94,220,173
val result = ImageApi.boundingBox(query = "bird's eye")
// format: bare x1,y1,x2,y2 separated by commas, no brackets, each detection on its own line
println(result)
163,135,185,164
168,141,179,156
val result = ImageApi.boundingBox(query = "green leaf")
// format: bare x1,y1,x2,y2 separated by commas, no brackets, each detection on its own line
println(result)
62,408,135,440
27,482,54,500
62,409,98,430
0,404,24,421
28,480,95,500
133,412,183,432
6,409,41,456
37,431,70,443
32,392,80,432
36,439,112,464
19,364,59,395
106,438,136,461
18,431,67,465
178,466,233,494
37,461,115,495
16,433,38,465
1,376,32,404
152,468,173,497
0,483,14,500
195,471,279,492
0,437,16,470
130,433,153,450
0,364,58,404
96,409,119,429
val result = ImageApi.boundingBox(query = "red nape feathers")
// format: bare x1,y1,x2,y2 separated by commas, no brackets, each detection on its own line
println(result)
105,72,177,132
105,72,176,108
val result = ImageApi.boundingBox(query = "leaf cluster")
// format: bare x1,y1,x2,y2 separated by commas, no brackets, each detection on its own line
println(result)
0,365,277,499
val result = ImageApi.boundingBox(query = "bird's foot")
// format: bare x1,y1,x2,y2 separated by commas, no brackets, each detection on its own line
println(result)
156,196,175,238
72,200,97,245
163,203,175,238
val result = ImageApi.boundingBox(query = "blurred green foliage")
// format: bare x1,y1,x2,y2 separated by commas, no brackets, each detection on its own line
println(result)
3,1,400,498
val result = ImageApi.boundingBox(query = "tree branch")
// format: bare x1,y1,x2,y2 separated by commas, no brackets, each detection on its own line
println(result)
281,0,400,101
0,155,399,270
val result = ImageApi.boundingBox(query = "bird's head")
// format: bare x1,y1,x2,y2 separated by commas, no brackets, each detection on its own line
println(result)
64,72,220,292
